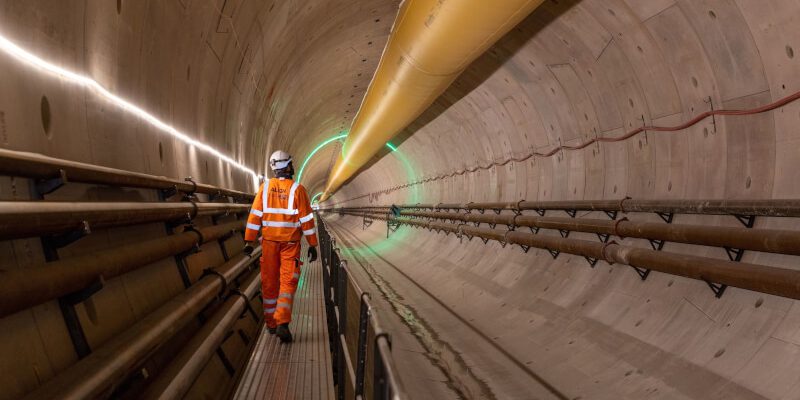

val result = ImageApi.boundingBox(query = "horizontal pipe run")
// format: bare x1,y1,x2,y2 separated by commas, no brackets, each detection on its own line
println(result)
394,210,800,256
328,198,800,217
0,148,253,200
603,246,800,298
0,201,248,240
141,271,260,400
331,211,800,301
0,220,244,318
22,248,262,400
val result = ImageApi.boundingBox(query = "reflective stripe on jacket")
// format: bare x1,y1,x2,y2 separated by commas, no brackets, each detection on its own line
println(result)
245,178,318,246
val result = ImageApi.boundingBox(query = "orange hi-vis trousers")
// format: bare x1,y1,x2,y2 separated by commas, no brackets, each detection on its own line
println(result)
260,240,302,328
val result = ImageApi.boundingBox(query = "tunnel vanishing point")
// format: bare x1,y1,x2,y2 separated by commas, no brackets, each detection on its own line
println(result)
1,0,800,399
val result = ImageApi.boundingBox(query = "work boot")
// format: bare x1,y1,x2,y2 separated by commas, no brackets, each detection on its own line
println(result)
267,326,277,335
276,323,293,343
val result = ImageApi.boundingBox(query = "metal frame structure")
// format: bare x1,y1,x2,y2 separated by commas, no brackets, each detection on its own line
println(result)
329,200,800,301
318,218,407,400
0,148,263,399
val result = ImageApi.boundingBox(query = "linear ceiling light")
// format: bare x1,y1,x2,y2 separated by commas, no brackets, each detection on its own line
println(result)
0,33,260,188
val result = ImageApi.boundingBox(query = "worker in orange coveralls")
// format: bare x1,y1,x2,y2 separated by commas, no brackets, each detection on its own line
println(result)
243,150,318,343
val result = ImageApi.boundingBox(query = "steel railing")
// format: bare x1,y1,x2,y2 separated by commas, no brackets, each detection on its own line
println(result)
318,217,406,400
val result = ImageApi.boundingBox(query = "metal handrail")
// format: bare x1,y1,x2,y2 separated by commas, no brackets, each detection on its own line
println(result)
317,217,407,400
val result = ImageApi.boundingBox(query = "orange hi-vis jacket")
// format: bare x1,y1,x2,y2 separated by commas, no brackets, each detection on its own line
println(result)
245,178,318,246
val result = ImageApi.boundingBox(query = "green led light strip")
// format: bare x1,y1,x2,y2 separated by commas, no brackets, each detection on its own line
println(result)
296,133,348,183
298,134,417,207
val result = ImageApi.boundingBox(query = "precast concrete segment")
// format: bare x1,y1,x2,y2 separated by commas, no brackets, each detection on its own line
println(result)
0,148,254,200
21,249,262,400
140,272,261,400
0,34,259,187
0,201,248,240
0,220,243,318
331,211,800,301
325,87,800,205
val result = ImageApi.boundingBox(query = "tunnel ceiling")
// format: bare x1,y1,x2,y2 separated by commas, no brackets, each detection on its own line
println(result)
2,0,796,202
331,0,800,205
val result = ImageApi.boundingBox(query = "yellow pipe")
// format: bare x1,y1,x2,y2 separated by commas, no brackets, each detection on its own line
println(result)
321,0,544,201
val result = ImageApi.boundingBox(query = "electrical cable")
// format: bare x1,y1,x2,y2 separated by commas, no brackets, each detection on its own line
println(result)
330,89,800,206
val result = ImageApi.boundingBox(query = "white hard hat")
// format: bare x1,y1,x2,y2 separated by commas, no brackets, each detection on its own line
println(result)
269,150,292,171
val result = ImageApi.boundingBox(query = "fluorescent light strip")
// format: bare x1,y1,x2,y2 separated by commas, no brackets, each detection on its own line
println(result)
0,34,260,188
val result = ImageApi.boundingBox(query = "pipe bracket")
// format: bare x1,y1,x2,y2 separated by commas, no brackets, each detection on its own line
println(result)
702,278,728,298
656,212,674,224
228,289,259,322
43,220,91,249
631,266,651,281
734,214,756,228
182,176,198,200
35,168,68,196
201,268,228,298
182,224,205,245
61,275,105,305
619,196,632,214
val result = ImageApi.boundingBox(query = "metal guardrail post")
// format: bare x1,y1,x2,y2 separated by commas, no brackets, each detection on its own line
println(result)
336,260,348,400
372,334,391,400
355,293,370,397
318,218,406,400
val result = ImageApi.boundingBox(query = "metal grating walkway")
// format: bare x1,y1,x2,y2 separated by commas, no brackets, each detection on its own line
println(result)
232,253,334,400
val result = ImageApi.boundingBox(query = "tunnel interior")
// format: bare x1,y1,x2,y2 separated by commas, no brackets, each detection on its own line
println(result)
1,0,800,399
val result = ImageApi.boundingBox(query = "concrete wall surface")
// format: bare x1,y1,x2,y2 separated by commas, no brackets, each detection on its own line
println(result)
0,0,798,398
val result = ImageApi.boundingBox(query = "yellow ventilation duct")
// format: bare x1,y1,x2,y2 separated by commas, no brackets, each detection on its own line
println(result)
320,0,544,201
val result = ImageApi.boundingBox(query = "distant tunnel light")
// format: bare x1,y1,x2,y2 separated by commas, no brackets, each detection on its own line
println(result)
0,33,260,188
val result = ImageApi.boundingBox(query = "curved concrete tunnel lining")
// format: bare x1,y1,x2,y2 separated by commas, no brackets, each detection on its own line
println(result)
1,0,800,399
0,1,399,398
320,0,800,399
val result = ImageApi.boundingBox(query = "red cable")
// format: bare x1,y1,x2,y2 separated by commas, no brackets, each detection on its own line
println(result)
331,90,800,206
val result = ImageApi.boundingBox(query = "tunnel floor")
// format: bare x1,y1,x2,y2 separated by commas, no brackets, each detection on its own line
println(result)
327,217,567,400
233,250,334,400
